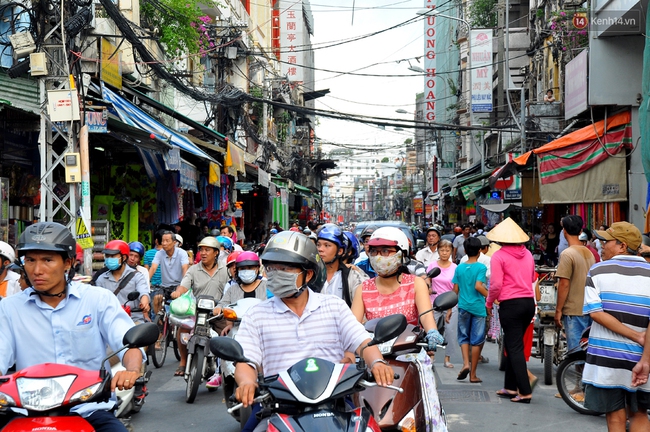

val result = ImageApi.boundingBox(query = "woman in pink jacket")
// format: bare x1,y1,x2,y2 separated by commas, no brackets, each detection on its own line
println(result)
486,218,536,403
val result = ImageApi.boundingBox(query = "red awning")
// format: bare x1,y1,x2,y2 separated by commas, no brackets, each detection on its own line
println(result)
489,110,631,187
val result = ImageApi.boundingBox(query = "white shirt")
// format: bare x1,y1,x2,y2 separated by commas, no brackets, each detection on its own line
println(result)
321,270,343,298
2,271,21,297
460,252,492,279
136,265,150,289
415,247,440,268
354,251,368,264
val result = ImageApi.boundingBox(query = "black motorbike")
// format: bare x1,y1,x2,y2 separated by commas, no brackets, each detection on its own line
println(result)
210,314,407,432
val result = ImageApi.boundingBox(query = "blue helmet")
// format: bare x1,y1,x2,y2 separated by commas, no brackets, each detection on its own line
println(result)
128,241,145,257
343,231,361,261
317,223,347,250
216,236,233,251
269,228,278,235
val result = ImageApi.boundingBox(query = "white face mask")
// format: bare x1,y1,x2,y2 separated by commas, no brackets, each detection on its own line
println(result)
369,251,403,277
238,269,258,284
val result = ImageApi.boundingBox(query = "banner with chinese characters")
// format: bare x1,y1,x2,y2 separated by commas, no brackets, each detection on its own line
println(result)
279,0,304,82
470,29,493,112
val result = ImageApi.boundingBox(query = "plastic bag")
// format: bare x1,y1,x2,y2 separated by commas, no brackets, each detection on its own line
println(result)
170,291,196,316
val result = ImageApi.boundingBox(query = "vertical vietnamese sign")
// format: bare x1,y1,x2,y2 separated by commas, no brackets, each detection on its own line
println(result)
423,1,436,122
279,0,304,82
470,30,492,112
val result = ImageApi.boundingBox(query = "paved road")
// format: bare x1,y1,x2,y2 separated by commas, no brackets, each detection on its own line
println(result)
129,341,607,431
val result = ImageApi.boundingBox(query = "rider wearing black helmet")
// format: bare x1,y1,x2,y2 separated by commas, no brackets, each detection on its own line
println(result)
0,222,143,432
233,231,395,430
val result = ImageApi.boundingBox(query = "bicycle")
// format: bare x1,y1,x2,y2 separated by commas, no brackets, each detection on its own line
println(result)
151,286,180,368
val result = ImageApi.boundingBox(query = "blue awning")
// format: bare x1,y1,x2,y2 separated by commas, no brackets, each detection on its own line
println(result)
101,84,215,162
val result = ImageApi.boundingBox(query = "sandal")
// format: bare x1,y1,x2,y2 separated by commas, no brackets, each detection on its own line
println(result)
496,389,518,398
174,366,185,376
444,361,454,368
457,368,470,381
511,395,532,404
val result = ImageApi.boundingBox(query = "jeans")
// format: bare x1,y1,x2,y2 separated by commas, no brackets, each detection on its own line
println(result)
457,308,486,346
563,314,592,352
499,297,536,395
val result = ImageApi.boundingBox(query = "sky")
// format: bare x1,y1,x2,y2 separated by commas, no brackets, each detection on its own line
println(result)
308,0,429,158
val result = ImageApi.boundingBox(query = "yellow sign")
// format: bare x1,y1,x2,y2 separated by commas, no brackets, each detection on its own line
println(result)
75,218,94,250
101,38,122,90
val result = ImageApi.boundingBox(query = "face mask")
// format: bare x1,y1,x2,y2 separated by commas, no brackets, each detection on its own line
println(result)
369,251,402,277
105,257,122,271
267,271,303,298
238,269,258,284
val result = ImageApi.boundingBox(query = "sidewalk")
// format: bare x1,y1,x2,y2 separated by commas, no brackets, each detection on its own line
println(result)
434,339,606,431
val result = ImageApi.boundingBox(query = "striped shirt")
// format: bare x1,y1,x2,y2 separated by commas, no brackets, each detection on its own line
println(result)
582,255,650,392
235,290,370,377
144,248,162,286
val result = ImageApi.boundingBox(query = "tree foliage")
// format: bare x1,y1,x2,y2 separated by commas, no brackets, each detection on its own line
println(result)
141,0,219,56
468,0,498,28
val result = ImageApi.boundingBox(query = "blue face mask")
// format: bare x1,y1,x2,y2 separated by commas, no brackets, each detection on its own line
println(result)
105,257,122,271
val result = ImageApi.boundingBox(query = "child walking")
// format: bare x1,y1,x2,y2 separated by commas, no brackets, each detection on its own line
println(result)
453,236,488,383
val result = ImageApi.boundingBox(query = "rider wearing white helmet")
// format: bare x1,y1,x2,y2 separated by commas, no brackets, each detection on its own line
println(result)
0,242,19,297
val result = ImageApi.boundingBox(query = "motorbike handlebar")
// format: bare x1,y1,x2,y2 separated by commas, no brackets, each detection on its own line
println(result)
227,393,269,414
359,379,404,393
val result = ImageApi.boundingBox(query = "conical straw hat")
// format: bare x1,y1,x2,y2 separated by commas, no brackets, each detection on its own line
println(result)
486,217,530,244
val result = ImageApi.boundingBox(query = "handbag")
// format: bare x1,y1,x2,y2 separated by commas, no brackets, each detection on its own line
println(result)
170,290,196,316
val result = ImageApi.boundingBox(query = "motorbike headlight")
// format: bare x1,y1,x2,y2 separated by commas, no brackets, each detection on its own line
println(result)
377,336,398,355
0,392,16,408
70,382,102,404
16,375,76,411
197,313,207,326
197,298,215,310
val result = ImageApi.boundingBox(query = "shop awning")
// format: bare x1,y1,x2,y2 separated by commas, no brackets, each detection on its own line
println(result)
489,110,631,187
294,184,312,194
107,116,173,152
225,141,245,175
180,131,225,155
101,84,216,162
122,85,227,144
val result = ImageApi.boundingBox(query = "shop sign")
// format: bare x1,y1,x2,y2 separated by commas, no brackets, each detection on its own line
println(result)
470,30,493,113
425,203,432,218
85,111,107,133
395,210,401,217
413,197,423,215
101,38,122,90
504,189,521,200
164,148,181,171
269,183,276,197
235,182,254,192
280,188,288,205
179,159,198,193
279,0,304,81
258,168,270,187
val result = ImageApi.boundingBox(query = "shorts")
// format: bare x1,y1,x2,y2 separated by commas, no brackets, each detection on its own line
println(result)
563,314,592,351
584,384,650,414
457,308,486,346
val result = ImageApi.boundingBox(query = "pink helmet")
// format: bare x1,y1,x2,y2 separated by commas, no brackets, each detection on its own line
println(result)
236,251,260,268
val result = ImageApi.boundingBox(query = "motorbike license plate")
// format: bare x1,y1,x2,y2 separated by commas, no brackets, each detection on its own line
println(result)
539,284,556,305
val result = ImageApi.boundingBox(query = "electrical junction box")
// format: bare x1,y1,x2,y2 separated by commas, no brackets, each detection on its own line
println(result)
8,32,35,59
64,153,81,183
29,52,47,76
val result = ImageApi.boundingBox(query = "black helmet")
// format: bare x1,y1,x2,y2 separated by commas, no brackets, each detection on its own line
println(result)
360,224,379,239
16,222,76,259
261,231,325,291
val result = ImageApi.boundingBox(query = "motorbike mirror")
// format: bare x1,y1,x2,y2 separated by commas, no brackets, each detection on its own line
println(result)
416,239,425,249
126,291,140,302
427,267,441,279
433,291,458,311
368,314,407,346
210,336,250,363
122,322,159,348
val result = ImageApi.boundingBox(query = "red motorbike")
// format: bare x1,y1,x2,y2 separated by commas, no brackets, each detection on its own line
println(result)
0,323,158,431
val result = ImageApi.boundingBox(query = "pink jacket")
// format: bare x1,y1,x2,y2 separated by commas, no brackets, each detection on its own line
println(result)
486,244,535,308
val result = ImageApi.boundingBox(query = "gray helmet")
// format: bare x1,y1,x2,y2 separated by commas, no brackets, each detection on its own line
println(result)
261,231,325,291
426,224,443,236
360,224,379,240
16,222,76,259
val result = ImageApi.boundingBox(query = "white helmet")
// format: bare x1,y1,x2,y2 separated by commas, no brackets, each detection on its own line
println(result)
578,232,588,241
0,241,16,263
368,227,409,253
175,235,184,247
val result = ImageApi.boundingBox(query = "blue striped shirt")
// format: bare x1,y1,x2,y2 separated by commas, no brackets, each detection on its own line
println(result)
582,255,650,391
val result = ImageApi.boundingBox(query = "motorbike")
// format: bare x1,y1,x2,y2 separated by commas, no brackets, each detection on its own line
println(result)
209,314,408,432
113,291,153,419
0,323,158,431
170,294,221,403
354,289,458,432
220,297,263,426
556,326,600,416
